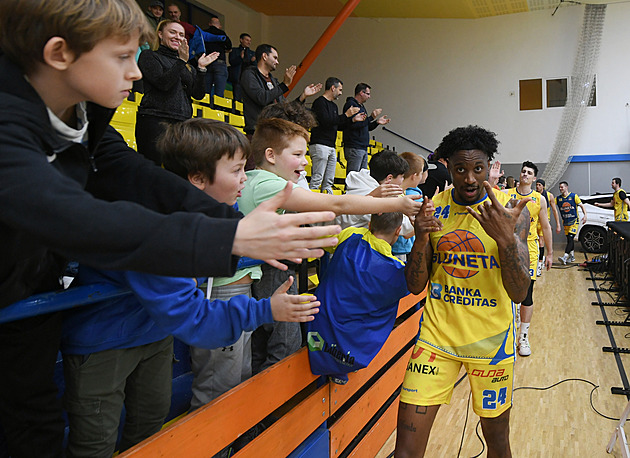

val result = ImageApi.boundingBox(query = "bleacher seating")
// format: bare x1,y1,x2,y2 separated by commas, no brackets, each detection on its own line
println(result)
109,91,384,191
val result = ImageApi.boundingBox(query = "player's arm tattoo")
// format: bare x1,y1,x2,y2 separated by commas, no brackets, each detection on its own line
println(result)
405,239,432,294
499,207,531,303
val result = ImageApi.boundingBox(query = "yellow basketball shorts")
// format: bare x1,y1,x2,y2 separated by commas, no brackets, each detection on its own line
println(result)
563,222,578,236
400,341,514,418
528,238,538,280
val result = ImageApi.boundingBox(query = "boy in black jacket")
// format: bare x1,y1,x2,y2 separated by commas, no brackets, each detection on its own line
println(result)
0,1,339,456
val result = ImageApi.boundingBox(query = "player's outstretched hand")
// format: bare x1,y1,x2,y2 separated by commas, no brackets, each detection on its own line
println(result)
233,183,340,270
488,160,504,187
466,182,530,246
270,276,320,322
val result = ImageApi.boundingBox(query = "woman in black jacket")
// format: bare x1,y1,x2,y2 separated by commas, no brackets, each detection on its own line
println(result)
136,20,218,164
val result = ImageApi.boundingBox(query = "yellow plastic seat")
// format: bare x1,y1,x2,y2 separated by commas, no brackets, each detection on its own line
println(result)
234,101,243,114
112,125,137,151
110,101,136,127
335,162,346,180
202,107,226,122
224,89,233,99
228,113,245,127
213,95,232,110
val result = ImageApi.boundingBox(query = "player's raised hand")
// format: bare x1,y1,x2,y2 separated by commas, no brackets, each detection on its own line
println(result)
413,194,442,238
270,276,320,322
488,161,504,187
466,182,530,246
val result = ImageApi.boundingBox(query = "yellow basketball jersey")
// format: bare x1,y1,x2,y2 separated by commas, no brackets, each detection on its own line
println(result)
506,188,541,242
419,188,516,364
614,188,629,221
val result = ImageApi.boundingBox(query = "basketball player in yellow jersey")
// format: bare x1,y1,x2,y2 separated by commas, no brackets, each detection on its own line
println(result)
503,162,554,357
535,179,562,276
396,126,531,458
595,177,630,221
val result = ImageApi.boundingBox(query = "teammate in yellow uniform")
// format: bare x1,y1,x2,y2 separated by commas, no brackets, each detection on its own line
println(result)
535,179,561,276
595,177,630,221
557,181,587,264
396,126,531,458
504,162,553,357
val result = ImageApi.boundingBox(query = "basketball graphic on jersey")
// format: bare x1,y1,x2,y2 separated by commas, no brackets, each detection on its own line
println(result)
561,201,572,213
436,230,485,278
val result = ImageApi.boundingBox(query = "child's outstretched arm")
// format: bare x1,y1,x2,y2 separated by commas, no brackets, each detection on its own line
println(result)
270,276,320,322
281,186,423,219
233,183,341,269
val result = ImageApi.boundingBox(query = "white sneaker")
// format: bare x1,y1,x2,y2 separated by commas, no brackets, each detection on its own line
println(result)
558,254,568,265
537,261,543,277
568,255,575,263
518,334,531,356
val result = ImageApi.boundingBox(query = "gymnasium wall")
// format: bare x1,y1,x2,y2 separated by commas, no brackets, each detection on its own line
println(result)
194,1,630,194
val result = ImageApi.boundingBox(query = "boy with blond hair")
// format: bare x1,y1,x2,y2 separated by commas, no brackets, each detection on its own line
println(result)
0,1,339,455
239,118,423,374
392,152,428,261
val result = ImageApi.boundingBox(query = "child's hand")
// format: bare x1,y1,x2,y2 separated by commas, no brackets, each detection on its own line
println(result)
368,183,403,198
233,183,340,269
270,277,320,322
399,194,423,218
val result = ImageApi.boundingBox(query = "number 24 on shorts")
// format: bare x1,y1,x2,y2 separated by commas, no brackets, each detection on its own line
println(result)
482,387,507,410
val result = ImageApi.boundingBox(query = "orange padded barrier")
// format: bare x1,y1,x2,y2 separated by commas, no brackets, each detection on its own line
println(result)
121,291,425,458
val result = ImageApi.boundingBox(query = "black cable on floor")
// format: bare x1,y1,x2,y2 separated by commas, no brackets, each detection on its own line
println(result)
462,378,619,457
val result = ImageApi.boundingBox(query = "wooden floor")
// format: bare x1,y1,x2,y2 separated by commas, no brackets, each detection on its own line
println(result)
376,243,630,457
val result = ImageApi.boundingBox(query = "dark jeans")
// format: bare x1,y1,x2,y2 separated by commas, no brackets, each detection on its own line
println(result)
205,61,228,98
251,264,301,375
135,114,180,166
0,312,65,458
344,147,368,173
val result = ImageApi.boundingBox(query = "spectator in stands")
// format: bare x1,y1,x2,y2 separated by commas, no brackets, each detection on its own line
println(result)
203,15,232,98
306,212,409,385
258,100,318,188
0,1,341,455
61,119,321,457
309,77,361,194
391,152,428,261
136,20,219,165
341,83,390,172
241,44,322,136
336,150,410,230
166,3,195,41
240,119,422,374
144,0,164,30
229,33,256,102
419,150,451,196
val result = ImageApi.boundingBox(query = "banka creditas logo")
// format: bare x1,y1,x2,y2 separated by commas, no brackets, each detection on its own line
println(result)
434,230,497,279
